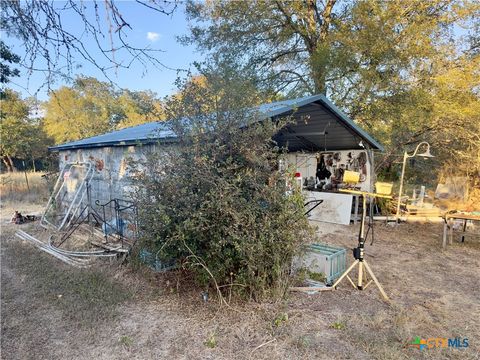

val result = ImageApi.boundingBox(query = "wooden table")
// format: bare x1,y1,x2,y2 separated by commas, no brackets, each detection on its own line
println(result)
442,213,480,248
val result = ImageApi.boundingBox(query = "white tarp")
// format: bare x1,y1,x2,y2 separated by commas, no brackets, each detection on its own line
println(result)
304,191,353,225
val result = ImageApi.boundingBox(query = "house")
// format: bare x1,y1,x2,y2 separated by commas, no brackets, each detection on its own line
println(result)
49,94,383,224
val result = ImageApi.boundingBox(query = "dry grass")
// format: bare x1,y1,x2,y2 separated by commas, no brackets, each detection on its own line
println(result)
1,215,479,359
0,171,51,205
435,187,480,212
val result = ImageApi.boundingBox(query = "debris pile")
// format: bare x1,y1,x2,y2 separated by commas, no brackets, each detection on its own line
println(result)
14,161,136,267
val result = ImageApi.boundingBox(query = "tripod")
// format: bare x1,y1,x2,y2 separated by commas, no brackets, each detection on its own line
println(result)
331,190,391,301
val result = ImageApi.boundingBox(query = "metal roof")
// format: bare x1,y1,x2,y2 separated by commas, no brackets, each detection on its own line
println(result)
49,94,383,151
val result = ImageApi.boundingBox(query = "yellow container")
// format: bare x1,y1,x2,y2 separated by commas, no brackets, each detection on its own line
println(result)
343,170,360,184
375,182,393,195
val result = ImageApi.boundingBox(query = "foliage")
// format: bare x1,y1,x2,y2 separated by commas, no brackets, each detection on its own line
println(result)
186,0,480,188
0,89,51,171
186,1,476,97
373,48,480,186
330,321,346,331
184,0,340,95
119,335,134,348
273,313,289,327
132,62,313,301
43,76,163,144
204,333,217,348
0,40,20,96
117,90,164,129
43,77,118,144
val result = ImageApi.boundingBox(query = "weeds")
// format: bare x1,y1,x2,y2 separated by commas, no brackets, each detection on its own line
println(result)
204,332,217,348
330,321,346,331
119,335,134,348
273,313,289,327
296,335,311,349
295,267,326,284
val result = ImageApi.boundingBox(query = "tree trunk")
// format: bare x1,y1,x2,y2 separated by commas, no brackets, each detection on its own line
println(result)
2,155,17,172
308,0,336,95
311,62,327,95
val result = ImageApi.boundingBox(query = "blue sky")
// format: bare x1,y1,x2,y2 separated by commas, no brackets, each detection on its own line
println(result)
4,2,204,101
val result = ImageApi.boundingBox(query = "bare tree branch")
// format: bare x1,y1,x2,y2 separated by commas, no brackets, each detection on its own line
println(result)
0,0,179,91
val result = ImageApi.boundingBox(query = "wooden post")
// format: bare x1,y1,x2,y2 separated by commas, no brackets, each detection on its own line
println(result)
449,218,453,245
442,219,448,249
23,160,30,193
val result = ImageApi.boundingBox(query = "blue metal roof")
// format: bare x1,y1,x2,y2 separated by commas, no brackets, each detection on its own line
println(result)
49,94,383,151
49,122,175,151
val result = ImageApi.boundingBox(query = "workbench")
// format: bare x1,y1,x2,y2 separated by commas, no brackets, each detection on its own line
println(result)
442,213,480,249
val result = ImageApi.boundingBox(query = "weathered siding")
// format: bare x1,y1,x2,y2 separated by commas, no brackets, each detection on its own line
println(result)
58,145,154,206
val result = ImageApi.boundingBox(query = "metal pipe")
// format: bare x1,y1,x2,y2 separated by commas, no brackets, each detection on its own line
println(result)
15,231,84,267
395,152,408,222
395,142,434,222
41,162,94,231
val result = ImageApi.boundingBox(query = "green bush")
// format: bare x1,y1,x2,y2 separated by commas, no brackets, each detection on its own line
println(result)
132,63,313,301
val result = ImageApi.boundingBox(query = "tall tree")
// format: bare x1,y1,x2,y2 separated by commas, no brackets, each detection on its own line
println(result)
185,0,341,95
117,90,164,129
43,76,164,144
0,89,50,171
43,77,120,144
186,0,480,186
186,1,477,98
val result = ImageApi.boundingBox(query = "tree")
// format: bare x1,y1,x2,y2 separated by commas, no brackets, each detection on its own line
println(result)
0,89,51,171
185,0,340,95
132,61,313,301
186,1,478,99
43,77,119,144
1,0,177,87
43,76,164,144
117,90,164,129
0,89,29,171
425,53,480,182
0,40,20,98
186,0,480,189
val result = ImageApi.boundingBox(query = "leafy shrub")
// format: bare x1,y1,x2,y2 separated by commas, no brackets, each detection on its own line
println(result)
132,63,313,301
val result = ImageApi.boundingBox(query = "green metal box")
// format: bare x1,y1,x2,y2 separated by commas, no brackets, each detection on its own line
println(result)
296,243,346,285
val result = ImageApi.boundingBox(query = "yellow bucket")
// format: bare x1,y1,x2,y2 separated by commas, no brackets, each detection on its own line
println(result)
375,182,393,195
343,170,360,184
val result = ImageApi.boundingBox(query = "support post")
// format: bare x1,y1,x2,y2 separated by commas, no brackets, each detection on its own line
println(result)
396,152,407,222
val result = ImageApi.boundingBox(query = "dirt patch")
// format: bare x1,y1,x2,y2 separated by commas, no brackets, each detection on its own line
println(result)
1,217,479,359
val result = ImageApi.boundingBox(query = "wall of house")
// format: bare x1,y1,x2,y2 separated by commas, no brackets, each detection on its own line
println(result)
58,144,155,208
56,146,374,225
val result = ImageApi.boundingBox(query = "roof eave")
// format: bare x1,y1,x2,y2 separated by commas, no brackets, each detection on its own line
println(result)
316,96,385,152
49,137,178,152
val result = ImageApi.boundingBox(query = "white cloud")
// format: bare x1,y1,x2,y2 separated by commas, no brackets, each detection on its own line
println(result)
146,32,160,42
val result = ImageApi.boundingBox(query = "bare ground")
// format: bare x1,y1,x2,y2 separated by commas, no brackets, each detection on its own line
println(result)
1,209,479,359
